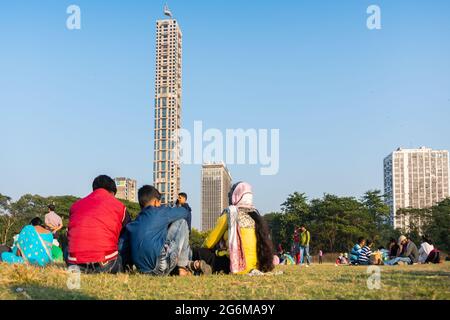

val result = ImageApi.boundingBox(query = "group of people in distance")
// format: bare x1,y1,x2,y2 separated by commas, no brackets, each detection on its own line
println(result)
275,225,311,266
1,175,275,276
275,229,441,267
348,235,440,266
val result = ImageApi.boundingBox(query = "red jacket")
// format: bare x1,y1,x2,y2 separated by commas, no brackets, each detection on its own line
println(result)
68,188,126,264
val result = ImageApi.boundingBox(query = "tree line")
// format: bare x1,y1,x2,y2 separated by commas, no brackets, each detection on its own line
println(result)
1,191,448,253
264,190,450,254
0,193,208,248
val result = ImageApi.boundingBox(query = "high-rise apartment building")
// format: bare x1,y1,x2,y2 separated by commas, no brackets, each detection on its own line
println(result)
201,163,232,231
384,147,449,230
153,12,182,205
114,177,137,203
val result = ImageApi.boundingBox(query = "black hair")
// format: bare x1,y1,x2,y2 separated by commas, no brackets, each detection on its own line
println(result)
228,181,242,205
178,192,187,200
358,237,365,244
300,224,306,228
390,238,397,243
138,185,161,209
248,210,275,273
422,235,433,245
30,217,43,227
366,239,374,246
92,175,117,195
48,204,56,212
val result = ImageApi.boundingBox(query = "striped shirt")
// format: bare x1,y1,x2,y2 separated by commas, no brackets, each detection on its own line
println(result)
358,246,372,263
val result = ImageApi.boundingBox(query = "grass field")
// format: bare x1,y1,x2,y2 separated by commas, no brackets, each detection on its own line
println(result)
0,262,449,300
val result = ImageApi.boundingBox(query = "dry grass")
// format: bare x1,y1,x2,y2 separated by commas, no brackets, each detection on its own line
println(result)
1,262,449,300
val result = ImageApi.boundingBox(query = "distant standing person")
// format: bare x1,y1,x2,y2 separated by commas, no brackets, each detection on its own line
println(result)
176,192,192,233
45,204,63,234
319,249,323,264
293,227,300,264
299,225,311,266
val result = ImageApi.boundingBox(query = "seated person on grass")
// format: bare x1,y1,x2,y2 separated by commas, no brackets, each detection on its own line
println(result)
67,175,131,274
350,237,365,265
358,239,374,265
342,252,349,264
120,185,210,276
192,182,274,275
336,253,344,265
1,217,54,267
388,238,400,259
418,236,434,264
384,235,419,265
335,253,349,265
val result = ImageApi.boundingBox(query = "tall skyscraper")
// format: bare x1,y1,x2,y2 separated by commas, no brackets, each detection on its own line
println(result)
384,147,449,230
201,163,232,231
153,10,182,205
114,177,137,203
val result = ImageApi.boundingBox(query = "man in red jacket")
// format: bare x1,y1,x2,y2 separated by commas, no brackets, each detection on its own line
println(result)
67,175,131,273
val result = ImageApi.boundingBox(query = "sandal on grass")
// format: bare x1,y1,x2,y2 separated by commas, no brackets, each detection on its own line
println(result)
189,260,212,275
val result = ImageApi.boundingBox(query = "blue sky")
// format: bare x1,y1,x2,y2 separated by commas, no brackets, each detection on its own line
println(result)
1,0,449,229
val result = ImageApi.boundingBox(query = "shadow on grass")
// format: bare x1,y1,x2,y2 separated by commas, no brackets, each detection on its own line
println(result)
10,284,97,300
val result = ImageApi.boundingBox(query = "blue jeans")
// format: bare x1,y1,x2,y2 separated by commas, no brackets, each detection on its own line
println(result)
151,219,191,276
384,257,412,265
299,245,311,265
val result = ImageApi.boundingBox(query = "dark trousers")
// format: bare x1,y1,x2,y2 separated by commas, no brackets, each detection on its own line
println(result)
68,256,123,274
192,248,230,274
319,256,323,264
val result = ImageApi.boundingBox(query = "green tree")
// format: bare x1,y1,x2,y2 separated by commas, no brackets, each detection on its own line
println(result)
264,212,286,249
281,192,309,219
0,194,15,245
189,228,210,249
396,207,431,245
276,192,310,249
308,194,369,252
361,190,393,244
423,198,450,252
119,199,141,219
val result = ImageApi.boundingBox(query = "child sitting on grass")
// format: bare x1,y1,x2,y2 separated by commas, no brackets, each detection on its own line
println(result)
358,239,374,265
350,237,365,265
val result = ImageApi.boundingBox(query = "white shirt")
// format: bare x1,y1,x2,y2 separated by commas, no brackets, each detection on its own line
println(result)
418,242,434,263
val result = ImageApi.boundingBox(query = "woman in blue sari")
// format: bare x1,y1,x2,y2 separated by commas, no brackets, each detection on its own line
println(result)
1,217,53,267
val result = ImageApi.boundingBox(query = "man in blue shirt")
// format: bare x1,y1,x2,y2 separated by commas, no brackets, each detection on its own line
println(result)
120,185,210,276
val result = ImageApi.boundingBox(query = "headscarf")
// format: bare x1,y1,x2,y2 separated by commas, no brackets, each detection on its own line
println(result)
230,182,254,209
228,181,255,273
